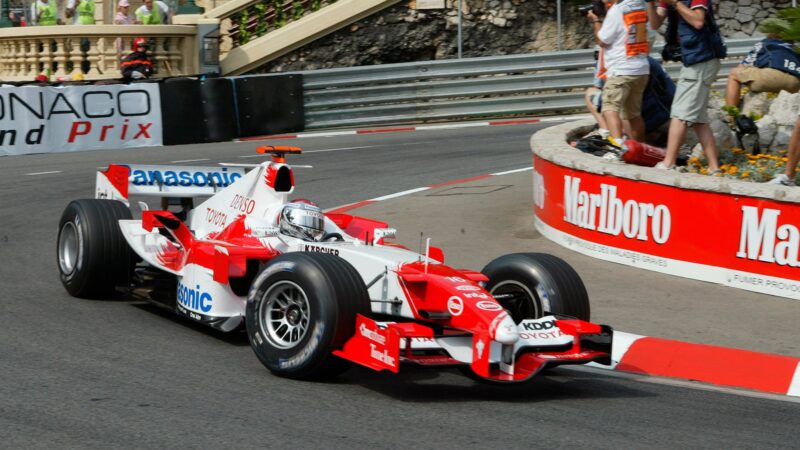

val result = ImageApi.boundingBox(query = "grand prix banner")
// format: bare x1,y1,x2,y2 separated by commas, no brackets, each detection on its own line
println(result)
0,84,162,156
533,156,800,300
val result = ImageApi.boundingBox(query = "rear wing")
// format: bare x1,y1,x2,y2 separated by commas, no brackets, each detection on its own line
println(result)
95,164,247,204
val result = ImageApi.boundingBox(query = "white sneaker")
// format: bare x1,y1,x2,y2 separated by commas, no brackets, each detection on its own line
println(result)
654,162,676,170
602,152,620,161
769,174,796,186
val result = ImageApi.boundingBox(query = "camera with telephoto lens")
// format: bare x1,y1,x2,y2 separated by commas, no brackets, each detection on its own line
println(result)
579,1,608,18
661,43,683,62
579,4,594,16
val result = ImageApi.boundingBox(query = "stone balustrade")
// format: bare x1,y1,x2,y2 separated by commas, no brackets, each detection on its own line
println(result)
0,25,198,81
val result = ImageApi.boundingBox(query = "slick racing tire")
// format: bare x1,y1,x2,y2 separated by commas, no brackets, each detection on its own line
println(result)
481,253,590,322
57,199,135,298
246,253,370,380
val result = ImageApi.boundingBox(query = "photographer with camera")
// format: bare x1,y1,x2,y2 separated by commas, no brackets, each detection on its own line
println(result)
588,0,650,154
647,0,727,173
725,34,800,108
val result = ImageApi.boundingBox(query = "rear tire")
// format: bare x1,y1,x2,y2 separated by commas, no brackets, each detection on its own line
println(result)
481,253,589,322
57,199,135,298
246,253,370,380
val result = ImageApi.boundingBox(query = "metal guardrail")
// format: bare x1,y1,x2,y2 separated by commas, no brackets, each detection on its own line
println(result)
296,38,760,130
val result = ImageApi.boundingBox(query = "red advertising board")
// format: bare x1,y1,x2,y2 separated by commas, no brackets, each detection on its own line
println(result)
533,156,800,300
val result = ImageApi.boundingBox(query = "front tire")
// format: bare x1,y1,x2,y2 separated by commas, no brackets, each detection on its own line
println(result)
481,253,590,322
57,199,135,298
246,253,370,380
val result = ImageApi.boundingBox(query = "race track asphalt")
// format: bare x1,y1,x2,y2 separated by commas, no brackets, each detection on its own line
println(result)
1,123,797,449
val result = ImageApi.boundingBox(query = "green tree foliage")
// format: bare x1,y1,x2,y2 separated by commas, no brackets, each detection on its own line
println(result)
759,8,800,50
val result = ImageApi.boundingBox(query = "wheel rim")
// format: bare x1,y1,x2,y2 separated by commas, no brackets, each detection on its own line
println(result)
58,222,79,276
489,280,542,323
258,281,311,349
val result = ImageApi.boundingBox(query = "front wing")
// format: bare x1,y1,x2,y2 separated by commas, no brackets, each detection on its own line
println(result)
334,315,612,383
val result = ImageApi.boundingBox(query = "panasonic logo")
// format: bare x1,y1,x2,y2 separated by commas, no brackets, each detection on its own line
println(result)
177,283,213,313
129,167,242,188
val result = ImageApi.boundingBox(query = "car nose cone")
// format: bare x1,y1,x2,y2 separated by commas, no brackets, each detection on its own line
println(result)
493,314,519,345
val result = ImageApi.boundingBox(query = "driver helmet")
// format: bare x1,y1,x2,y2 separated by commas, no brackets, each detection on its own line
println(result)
279,201,325,241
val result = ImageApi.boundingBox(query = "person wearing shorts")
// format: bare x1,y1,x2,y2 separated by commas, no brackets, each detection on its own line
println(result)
589,0,650,146
648,0,726,173
769,115,800,186
725,37,800,108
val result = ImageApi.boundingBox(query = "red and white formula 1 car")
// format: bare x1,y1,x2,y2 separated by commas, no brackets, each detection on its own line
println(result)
57,146,612,383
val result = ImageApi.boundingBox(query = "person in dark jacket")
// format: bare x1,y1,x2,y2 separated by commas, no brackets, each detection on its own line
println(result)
121,37,154,81
648,0,727,173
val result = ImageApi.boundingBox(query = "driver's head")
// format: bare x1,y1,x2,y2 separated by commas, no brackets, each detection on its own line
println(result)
279,201,324,241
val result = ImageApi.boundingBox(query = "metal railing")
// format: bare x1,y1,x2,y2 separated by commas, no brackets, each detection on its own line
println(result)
297,38,760,130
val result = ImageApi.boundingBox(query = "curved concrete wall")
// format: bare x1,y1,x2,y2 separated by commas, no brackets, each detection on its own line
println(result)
531,119,800,300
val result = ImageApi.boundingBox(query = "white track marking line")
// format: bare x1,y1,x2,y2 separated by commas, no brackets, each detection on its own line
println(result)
297,131,358,138
371,187,431,201
330,165,532,207
170,158,210,163
25,170,62,176
491,167,533,176
304,146,375,154
415,122,491,131
238,146,375,158
538,114,592,122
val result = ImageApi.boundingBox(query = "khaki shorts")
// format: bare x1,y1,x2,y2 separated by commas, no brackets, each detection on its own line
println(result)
601,75,648,120
671,59,720,124
738,66,800,94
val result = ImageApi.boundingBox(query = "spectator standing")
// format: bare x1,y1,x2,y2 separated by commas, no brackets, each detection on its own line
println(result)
8,11,22,26
136,0,169,24
31,0,58,26
648,0,727,172
114,0,134,24
66,0,95,24
725,36,800,108
115,0,135,55
589,0,651,150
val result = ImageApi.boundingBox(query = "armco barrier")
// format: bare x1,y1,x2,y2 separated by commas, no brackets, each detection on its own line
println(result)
531,119,800,301
296,38,759,130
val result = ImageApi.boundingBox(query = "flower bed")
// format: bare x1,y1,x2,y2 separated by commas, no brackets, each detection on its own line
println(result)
685,148,792,182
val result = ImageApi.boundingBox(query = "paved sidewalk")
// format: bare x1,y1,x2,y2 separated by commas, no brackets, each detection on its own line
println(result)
346,171,800,358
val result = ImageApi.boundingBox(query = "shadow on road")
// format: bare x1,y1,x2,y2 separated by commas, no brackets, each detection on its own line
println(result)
131,302,251,347
332,365,656,403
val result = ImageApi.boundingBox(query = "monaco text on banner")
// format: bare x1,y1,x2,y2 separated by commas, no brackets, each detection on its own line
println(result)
0,83,163,156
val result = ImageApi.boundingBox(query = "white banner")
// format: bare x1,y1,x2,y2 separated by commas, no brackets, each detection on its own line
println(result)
0,84,163,156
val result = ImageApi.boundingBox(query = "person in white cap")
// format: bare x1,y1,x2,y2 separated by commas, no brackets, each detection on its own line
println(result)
114,0,134,24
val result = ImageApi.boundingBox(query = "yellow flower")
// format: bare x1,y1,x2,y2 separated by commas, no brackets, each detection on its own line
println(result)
741,171,750,178
728,166,738,175
700,167,709,175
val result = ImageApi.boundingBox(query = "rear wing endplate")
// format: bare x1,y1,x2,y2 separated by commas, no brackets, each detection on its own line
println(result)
95,164,247,204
